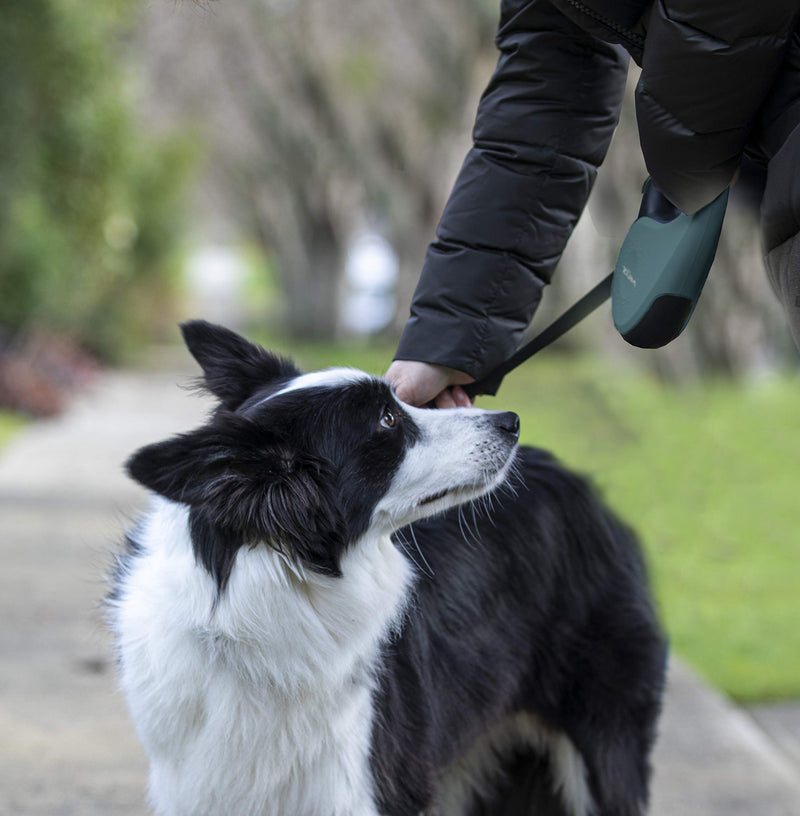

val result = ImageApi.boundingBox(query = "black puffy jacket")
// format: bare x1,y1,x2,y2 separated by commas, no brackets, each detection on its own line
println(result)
395,0,800,384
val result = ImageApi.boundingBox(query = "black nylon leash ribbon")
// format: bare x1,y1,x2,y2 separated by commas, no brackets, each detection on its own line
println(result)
462,272,613,400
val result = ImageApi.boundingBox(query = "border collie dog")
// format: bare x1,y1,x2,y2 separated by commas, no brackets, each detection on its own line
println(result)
109,321,666,816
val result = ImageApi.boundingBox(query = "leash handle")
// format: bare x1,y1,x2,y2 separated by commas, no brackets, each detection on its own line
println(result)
463,273,613,399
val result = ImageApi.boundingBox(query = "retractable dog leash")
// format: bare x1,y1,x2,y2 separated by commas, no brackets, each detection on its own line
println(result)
462,180,729,400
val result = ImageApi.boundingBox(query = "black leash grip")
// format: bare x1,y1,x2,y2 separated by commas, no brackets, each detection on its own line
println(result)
462,273,613,400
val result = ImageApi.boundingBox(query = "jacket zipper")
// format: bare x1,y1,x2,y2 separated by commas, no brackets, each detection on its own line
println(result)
562,0,646,49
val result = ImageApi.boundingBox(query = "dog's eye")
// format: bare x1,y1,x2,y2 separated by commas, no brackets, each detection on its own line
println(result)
379,408,397,430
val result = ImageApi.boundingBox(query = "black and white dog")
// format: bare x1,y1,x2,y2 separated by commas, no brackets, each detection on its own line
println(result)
109,321,666,816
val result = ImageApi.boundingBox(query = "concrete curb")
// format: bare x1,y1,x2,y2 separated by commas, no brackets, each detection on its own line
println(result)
651,660,800,815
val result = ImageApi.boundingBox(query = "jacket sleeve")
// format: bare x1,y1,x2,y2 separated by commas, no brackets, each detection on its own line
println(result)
394,0,628,383
636,0,800,214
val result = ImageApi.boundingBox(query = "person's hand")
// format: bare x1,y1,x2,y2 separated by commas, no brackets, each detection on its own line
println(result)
385,360,475,409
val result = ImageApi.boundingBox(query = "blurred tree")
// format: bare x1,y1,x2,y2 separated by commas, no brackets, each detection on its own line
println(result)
0,0,193,360
136,1,789,373
137,0,496,338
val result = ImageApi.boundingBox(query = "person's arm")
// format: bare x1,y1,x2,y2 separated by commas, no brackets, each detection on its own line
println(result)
635,0,799,214
392,0,629,394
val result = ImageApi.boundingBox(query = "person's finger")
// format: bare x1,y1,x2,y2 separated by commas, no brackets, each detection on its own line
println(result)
451,386,473,408
392,382,415,405
434,389,458,409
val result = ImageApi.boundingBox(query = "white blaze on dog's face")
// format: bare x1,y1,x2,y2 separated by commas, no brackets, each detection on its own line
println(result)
371,401,520,532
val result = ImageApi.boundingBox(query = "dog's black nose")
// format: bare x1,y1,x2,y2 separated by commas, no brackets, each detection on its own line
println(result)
493,411,520,439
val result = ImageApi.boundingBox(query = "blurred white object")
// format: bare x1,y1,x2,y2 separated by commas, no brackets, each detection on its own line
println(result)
342,233,398,334
185,245,248,327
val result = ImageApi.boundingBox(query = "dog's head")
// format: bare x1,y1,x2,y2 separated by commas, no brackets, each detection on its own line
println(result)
127,321,518,590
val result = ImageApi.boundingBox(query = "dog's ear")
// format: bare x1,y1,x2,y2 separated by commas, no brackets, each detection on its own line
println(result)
126,414,346,576
180,320,300,410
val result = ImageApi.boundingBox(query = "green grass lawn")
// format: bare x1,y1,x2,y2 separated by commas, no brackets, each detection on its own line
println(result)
254,333,800,702
0,411,25,449
496,355,800,703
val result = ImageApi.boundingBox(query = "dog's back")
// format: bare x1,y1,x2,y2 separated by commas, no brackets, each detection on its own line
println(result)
373,446,666,816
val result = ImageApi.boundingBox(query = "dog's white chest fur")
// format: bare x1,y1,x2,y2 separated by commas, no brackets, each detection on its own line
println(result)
113,499,412,816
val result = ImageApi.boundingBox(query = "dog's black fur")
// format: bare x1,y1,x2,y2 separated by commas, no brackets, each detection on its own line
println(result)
371,445,667,815
115,321,667,816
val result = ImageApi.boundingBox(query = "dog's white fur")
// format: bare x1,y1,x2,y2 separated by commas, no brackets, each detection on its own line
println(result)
113,372,518,816
432,712,594,816
116,497,411,816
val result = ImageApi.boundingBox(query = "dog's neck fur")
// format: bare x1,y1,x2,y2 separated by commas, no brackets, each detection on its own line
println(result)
117,497,413,816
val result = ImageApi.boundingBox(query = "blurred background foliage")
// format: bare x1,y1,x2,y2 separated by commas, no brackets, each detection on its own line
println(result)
0,0,194,383
0,0,791,374
0,0,797,701
134,0,499,338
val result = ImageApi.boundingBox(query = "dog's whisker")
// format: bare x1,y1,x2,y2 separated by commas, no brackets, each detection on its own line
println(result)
392,528,425,578
455,504,480,551
456,504,470,544
406,523,435,579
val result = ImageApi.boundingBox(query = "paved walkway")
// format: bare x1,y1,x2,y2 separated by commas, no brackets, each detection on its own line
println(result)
1,360,799,815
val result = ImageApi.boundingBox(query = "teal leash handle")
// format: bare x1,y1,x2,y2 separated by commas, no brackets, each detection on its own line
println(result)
612,180,728,348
